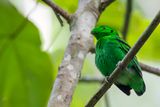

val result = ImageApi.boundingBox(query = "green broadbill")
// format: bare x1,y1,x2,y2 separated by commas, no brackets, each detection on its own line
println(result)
91,25,146,96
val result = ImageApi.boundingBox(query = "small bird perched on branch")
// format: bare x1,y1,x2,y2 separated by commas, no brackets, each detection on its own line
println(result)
91,25,146,96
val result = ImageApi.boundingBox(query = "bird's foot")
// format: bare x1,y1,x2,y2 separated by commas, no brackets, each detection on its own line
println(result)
103,76,110,84
116,61,122,67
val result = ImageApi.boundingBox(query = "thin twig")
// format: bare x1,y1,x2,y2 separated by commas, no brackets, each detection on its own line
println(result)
122,0,132,40
80,76,103,83
85,10,160,107
140,62,160,76
54,11,64,26
42,0,71,25
89,47,160,77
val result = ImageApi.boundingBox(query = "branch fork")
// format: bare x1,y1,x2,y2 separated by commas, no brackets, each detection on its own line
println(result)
42,0,71,26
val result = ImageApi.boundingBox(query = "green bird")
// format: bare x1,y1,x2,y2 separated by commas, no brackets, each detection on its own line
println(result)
91,25,146,96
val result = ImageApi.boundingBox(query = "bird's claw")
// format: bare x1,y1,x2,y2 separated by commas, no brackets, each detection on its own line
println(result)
116,61,122,67
103,76,110,83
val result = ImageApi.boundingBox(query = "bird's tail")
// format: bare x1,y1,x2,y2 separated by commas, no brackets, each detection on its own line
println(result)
133,79,146,96
115,84,131,95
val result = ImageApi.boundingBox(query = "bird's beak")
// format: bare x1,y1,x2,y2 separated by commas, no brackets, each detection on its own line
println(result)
91,30,94,35
91,29,96,35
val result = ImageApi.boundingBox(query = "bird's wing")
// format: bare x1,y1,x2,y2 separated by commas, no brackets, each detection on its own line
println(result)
116,38,142,77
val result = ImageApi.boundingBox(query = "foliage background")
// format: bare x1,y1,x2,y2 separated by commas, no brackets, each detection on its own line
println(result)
0,0,160,107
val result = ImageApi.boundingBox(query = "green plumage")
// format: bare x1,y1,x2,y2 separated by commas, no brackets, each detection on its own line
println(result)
91,25,146,96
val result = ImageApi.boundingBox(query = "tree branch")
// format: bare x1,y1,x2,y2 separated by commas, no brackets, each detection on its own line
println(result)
42,0,71,25
99,0,115,13
85,10,160,107
79,61,160,83
122,0,132,40
47,0,115,106
89,47,160,77
140,62,160,76
80,61,160,84
47,0,115,107
80,76,103,83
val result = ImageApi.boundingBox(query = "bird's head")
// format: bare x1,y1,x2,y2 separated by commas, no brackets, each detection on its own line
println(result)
91,25,118,40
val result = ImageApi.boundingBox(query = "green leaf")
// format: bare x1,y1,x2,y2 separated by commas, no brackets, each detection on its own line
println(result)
0,1,53,107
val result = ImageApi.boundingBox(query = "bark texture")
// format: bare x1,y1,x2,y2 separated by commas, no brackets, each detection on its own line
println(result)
48,0,101,107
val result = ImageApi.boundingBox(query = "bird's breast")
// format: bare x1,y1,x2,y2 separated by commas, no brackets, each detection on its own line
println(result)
95,51,117,76
95,41,121,76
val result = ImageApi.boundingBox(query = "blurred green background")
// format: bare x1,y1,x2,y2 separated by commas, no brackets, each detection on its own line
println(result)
0,0,160,107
